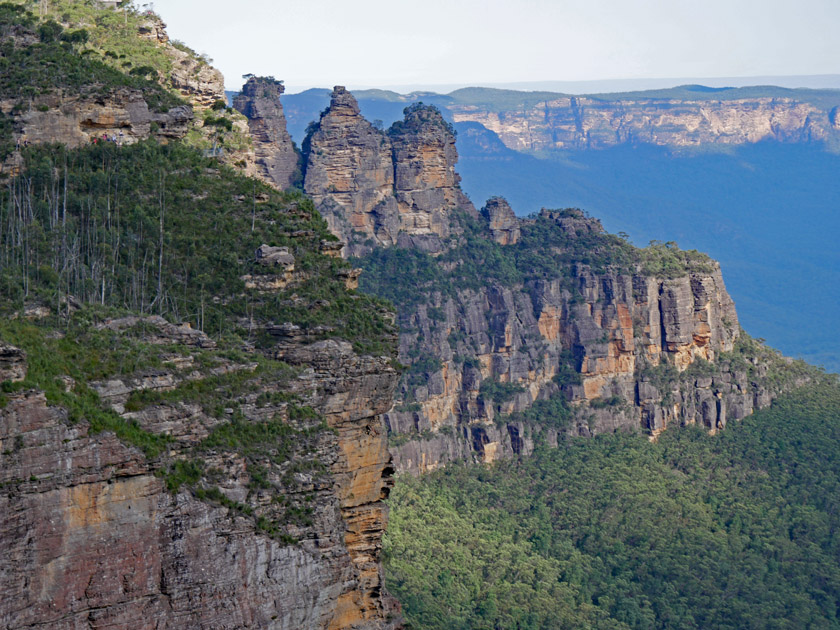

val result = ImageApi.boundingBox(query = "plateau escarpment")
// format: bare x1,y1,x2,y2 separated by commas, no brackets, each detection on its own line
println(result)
448,92,840,152
302,87,476,256
298,88,813,474
362,208,805,473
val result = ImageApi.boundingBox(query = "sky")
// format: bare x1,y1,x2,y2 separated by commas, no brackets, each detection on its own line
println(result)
147,0,840,93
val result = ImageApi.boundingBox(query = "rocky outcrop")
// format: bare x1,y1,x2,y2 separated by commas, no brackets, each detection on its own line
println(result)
304,87,400,254
233,77,299,190
1,89,192,149
304,88,476,256
0,343,25,382
136,13,225,109
450,96,837,152
380,208,792,474
389,104,476,244
0,324,401,629
481,197,520,245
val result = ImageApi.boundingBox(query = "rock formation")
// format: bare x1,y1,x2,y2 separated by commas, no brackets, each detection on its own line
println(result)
481,197,520,245
373,208,795,474
0,319,401,630
303,87,400,255
136,13,226,109
1,89,193,149
450,96,837,151
303,87,476,256
233,77,300,189
389,104,475,245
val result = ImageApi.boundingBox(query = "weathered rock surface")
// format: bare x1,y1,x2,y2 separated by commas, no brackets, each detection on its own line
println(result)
304,87,400,255
233,77,300,190
136,13,225,109
0,343,25,383
450,96,838,152
481,196,520,245
389,104,475,243
382,208,791,474
304,87,476,256
1,90,192,149
0,335,401,629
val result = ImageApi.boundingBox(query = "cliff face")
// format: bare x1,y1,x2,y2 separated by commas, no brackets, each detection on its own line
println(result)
135,13,226,109
0,334,400,630
0,139,403,629
352,204,803,475
304,88,476,256
233,77,300,190
450,96,835,152
1,89,193,149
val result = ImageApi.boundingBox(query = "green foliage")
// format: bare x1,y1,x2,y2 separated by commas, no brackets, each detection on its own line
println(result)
0,3,182,112
387,381,840,629
10,0,177,88
0,141,395,356
478,378,524,402
0,316,170,458
388,102,456,137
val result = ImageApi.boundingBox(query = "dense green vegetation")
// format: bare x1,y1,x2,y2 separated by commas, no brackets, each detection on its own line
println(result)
0,3,182,113
386,381,840,630
10,0,180,80
0,141,395,355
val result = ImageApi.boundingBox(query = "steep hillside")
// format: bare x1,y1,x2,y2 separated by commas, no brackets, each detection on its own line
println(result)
0,139,401,630
0,4,406,627
0,1,256,175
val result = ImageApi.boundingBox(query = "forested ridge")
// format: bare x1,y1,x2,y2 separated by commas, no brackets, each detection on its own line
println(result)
385,381,840,630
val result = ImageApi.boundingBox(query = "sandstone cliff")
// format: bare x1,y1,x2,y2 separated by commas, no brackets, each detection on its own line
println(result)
233,76,300,190
358,206,806,474
303,87,476,257
450,95,839,152
2,89,193,149
0,334,400,629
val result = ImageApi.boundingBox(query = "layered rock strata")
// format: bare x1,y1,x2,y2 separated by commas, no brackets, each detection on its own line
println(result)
381,208,787,474
450,96,838,152
233,77,300,189
481,196,520,245
136,13,226,109
303,87,476,256
0,332,401,629
1,89,193,149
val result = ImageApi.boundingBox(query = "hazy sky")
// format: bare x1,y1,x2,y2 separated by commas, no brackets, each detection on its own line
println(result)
149,0,839,93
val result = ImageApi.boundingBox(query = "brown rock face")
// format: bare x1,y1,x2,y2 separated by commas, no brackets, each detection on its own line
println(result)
450,96,836,152
304,88,476,256
381,209,791,474
0,343,25,382
304,87,400,254
481,197,520,245
0,339,401,629
1,89,192,150
390,104,476,244
233,77,300,190
137,13,225,109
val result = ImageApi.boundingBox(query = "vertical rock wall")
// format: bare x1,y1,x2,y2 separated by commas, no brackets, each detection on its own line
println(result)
0,335,401,629
303,87,476,256
233,77,300,190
